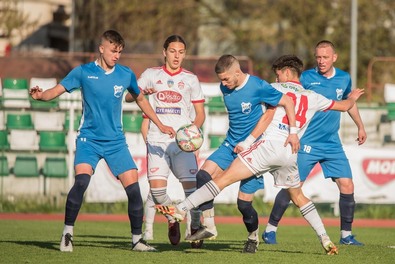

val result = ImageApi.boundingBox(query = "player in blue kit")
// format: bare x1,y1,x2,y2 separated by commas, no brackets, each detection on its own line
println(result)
29,30,175,252
184,54,297,254
263,40,367,246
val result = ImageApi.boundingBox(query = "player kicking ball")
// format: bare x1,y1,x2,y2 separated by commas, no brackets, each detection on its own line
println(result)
156,54,364,255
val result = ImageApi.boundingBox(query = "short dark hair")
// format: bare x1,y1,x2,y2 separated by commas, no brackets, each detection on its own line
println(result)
101,30,125,48
163,35,187,50
272,55,304,77
215,54,238,74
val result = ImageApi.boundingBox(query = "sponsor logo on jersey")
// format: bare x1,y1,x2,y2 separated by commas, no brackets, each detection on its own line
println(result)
167,79,174,88
156,107,181,115
113,85,123,98
336,88,343,100
310,82,320,85
178,81,185,90
88,76,99,79
278,123,288,131
157,90,182,103
241,102,252,114
363,158,395,185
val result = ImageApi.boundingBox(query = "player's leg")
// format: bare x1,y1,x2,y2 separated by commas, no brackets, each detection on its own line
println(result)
60,139,99,252
321,153,363,246
109,141,156,252
238,176,264,253
263,151,315,244
143,192,156,240
287,187,338,255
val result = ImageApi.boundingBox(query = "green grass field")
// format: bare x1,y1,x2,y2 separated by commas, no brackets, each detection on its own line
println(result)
0,219,394,264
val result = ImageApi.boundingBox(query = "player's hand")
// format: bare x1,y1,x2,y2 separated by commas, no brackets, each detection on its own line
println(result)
159,125,176,138
142,87,157,95
356,127,367,145
348,88,364,101
29,86,43,100
234,135,256,153
284,134,300,154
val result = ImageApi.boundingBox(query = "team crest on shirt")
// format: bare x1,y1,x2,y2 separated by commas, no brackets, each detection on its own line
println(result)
241,102,252,114
113,85,123,98
167,79,174,88
336,88,343,100
178,81,185,90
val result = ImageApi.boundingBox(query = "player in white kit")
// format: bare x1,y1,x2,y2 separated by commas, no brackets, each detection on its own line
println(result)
126,35,205,247
156,55,364,255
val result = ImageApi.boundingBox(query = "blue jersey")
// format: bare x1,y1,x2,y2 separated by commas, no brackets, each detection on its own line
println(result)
300,67,351,149
60,61,140,141
222,74,283,147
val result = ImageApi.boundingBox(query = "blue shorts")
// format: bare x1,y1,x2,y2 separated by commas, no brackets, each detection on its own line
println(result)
207,143,264,194
74,136,137,177
297,147,352,181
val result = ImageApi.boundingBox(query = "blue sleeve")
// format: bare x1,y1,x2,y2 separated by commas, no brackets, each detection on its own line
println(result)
60,66,82,93
261,80,283,106
127,70,140,96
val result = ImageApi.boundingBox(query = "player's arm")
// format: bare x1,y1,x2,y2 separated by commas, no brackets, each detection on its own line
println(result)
234,106,275,153
29,84,66,101
331,88,366,145
192,102,205,129
140,118,149,142
133,92,176,137
278,94,300,154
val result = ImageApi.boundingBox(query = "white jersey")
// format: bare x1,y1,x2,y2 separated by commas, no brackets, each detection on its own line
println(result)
139,66,205,142
238,81,335,188
263,81,334,141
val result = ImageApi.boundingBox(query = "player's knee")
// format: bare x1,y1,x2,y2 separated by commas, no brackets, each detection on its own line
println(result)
275,188,292,208
196,170,212,189
73,173,91,192
237,198,253,215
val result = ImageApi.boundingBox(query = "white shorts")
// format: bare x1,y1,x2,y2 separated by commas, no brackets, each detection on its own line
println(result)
238,139,300,189
147,141,198,182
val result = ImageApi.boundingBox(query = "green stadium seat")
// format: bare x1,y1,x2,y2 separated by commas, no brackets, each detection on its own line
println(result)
0,130,9,150
123,113,143,133
13,156,39,177
0,156,9,176
39,131,67,152
209,134,226,149
207,96,226,114
42,157,68,178
6,113,34,130
3,78,28,89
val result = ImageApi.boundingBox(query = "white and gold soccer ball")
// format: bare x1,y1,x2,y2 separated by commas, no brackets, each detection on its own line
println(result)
176,124,204,152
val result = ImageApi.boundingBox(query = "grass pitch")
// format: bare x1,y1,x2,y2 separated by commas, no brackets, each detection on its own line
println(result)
0,219,394,264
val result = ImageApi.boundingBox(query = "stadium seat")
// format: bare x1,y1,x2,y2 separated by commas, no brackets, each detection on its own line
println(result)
29,77,58,109
0,130,10,150
207,96,226,114
9,130,39,151
2,78,30,108
34,112,64,131
209,134,226,149
42,157,68,178
0,156,9,176
13,156,39,177
123,113,143,133
39,131,67,152
122,91,141,111
0,111,5,130
6,113,34,130
59,90,82,110
64,111,82,131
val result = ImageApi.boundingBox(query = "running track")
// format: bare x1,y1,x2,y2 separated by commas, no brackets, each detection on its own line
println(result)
1,213,394,228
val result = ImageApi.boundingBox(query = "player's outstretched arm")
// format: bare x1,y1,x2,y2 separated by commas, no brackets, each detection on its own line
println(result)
331,88,364,112
134,93,175,138
29,84,66,101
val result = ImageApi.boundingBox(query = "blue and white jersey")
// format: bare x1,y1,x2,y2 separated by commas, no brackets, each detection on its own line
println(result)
222,74,283,148
60,61,140,141
300,67,351,148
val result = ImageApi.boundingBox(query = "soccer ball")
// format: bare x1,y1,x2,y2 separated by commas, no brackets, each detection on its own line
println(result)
176,124,204,152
